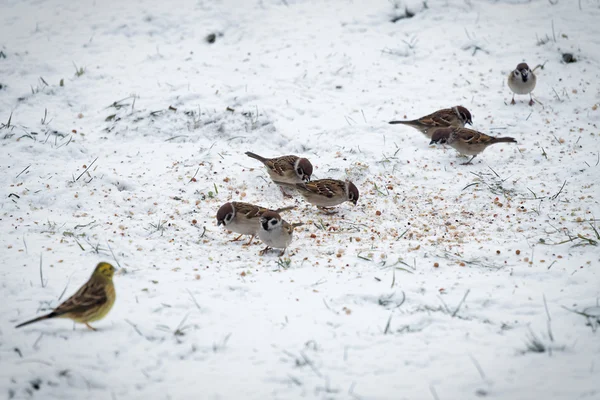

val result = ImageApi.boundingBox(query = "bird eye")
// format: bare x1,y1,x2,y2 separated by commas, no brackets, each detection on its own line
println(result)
514,71,519,76
270,219,277,225
225,214,233,222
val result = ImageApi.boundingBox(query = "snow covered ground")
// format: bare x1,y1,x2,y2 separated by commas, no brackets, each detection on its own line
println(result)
1,0,599,398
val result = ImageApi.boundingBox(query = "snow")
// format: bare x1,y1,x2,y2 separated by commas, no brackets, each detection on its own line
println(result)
1,0,599,398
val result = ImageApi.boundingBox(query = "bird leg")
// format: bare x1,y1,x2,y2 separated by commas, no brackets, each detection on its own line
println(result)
85,323,97,331
278,249,286,257
529,94,534,106
243,235,255,246
230,234,244,242
461,155,477,165
259,246,271,256
511,95,516,105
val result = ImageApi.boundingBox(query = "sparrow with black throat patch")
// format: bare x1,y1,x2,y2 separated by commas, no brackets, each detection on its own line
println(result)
508,63,536,106
429,127,517,165
389,106,473,138
216,202,295,245
257,210,304,256
276,179,359,212
245,152,313,198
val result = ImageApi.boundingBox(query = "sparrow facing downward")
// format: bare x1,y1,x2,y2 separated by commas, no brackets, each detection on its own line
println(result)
389,106,473,138
507,63,536,106
430,127,517,165
257,210,304,256
245,152,313,185
16,262,116,331
216,201,295,245
275,179,359,211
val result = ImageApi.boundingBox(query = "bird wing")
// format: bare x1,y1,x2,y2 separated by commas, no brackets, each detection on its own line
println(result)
420,109,455,127
235,202,266,219
52,279,108,317
455,128,496,146
265,156,298,176
300,180,341,198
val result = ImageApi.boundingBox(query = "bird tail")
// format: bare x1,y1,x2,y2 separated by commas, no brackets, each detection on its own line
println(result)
245,152,266,162
388,120,414,125
291,222,305,229
274,205,296,213
15,312,56,329
492,137,517,144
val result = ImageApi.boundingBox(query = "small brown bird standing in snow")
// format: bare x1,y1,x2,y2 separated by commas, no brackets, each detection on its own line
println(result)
257,210,304,256
430,127,517,165
389,106,473,138
276,179,359,212
15,262,116,331
508,63,536,106
245,152,313,184
216,201,295,245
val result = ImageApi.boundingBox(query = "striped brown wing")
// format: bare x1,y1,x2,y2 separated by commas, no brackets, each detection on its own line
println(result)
233,202,267,219
52,279,108,318
301,179,343,198
454,128,485,144
420,109,456,127
265,156,298,176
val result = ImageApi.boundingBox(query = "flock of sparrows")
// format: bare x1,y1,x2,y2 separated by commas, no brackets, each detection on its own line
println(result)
216,151,359,256
390,62,537,164
13,63,537,331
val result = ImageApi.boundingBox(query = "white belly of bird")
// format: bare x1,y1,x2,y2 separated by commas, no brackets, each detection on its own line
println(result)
508,76,536,95
258,226,292,249
226,218,258,236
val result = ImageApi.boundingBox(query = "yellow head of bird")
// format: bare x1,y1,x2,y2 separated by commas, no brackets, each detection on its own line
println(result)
93,262,116,279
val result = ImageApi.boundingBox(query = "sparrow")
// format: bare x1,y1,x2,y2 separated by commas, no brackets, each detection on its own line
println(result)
245,152,313,185
429,127,517,165
389,106,473,138
16,262,116,331
508,63,536,106
216,201,295,245
276,179,359,211
257,210,304,256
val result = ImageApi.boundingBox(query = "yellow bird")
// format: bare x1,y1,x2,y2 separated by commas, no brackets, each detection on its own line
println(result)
16,262,116,331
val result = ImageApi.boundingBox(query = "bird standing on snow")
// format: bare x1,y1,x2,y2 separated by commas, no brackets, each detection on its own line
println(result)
276,179,359,212
257,210,303,256
15,262,116,331
389,106,473,139
245,152,313,185
508,63,536,106
216,201,295,245
245,152,314,198
429,127,517,165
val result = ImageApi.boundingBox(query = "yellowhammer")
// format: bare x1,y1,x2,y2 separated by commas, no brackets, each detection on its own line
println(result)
16,262,116,331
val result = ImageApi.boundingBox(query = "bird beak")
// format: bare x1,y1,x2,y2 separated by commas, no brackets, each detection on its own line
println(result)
217,220,223,226
429,140,436,145
303,175,310,182
467,120,472,126
352,199,358,206
521,72,528,82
